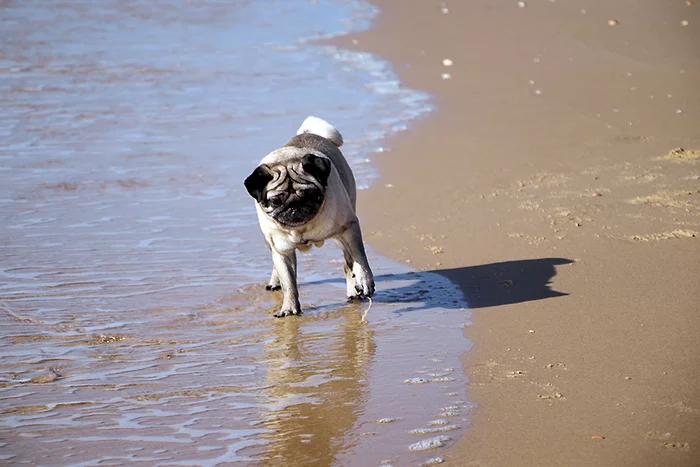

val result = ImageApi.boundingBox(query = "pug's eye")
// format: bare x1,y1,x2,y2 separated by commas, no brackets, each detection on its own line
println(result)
267,194,286,207
297,187,319,198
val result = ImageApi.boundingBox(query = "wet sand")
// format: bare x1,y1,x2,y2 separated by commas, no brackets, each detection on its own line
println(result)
336,0,700,465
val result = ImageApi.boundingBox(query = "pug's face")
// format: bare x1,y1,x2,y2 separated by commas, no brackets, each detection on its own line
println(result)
245,154,332,227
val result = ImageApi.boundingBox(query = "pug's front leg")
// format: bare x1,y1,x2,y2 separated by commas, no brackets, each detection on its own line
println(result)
264,239,281,291
343,262,357,299
266,266,281,291
339,221,375,299
270,249,302,317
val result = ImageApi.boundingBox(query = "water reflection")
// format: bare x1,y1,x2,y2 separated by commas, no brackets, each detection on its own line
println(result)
0,257,473,465
261,306,375,464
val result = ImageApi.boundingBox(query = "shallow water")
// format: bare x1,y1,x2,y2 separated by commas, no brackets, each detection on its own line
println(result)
0,1,472,465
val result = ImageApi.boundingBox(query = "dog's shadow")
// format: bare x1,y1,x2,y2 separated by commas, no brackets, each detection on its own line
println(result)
301,257,573,312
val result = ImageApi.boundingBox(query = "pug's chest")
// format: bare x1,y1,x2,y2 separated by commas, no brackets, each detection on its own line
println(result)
269,228,328,254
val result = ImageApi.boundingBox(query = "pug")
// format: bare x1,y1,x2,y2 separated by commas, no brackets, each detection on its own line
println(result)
244,116,375,317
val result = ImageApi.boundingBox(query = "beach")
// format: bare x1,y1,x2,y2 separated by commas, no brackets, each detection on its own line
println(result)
2,0,699,464
335,0,700,465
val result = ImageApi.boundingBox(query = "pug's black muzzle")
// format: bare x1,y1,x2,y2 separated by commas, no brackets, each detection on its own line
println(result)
273,198,322,226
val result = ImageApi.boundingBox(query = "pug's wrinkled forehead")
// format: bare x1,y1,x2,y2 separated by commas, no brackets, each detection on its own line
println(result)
264,160,321,194
260,145,331,184
244,148,332,204
276,146,330,176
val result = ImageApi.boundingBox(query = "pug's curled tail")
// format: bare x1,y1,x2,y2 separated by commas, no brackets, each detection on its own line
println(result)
297,116,343,147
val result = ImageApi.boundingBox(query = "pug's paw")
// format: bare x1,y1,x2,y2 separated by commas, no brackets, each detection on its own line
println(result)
273,306,303,318
352,268,375,298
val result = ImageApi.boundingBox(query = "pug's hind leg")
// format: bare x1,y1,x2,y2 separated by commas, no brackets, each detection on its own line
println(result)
266,265,281,291
270,249,302,317
338,221,375,299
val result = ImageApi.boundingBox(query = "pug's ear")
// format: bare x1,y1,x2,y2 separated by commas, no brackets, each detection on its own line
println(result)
244,164,274,202
301,154,332,187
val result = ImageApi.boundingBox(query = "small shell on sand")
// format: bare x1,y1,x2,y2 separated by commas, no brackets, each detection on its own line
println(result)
608,19,619,26
517,1,526,7
441,73,452,80
681,20,689,26
442,58,453,67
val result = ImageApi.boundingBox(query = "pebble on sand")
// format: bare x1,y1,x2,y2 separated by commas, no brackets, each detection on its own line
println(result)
681,20,689,26
607,19,619,26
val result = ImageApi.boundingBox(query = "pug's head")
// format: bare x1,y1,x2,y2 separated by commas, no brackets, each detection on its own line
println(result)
245,154,332,227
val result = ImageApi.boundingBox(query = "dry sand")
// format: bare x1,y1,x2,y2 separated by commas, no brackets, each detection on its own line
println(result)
334,0,700,465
